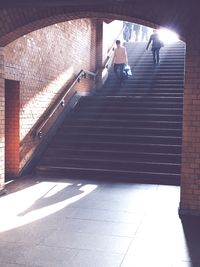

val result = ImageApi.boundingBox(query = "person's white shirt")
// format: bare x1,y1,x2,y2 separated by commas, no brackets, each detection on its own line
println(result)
113,45,128,64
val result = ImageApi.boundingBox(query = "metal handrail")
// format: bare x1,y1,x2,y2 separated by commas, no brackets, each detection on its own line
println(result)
35,69,98,139
34,24,125,139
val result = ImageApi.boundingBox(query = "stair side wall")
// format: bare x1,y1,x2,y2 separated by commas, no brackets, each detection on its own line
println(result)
0,47,5,189
180,34,200,216
4,19,97,174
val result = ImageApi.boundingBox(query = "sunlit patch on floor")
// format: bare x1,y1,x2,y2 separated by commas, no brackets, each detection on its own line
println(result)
0,181,97,232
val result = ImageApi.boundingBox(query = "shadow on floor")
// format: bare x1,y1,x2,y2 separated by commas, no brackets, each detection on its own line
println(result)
181,215,200,266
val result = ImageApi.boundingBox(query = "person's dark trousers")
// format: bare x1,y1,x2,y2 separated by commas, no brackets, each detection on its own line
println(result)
152,48,160,64
114,63,126,82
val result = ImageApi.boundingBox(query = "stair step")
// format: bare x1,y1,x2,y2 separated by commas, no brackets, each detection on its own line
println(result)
105,81,184,86
97,91,183,98
77,101,183,109
36,166,180,185
50,140,181,154
40,157,180,173
104,93,183,97
55,132,182,145
65,118,182,129
61,125,182,136
35,40,185,186
78,103,183,109
71,112,182,122
80,96,183,102
75,106,183,115
96,90,184,95
46,148,181,163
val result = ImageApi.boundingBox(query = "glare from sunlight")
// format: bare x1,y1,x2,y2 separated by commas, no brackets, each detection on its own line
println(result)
0,181,97,232
158,28,179,44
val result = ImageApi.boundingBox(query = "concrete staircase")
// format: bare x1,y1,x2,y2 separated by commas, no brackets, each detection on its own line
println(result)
36,41,185,185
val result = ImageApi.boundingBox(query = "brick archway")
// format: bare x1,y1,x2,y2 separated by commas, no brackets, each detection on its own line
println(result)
0,3,188,46
0,1,200,215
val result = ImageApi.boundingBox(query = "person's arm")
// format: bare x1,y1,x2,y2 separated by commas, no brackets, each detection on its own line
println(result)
146,35,152,50
125,48,128,65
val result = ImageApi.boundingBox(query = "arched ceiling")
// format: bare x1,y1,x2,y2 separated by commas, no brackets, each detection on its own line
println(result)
0,0,197,45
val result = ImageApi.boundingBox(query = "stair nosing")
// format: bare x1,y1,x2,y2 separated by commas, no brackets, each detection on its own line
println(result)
37,165,181,176
42,156,181,166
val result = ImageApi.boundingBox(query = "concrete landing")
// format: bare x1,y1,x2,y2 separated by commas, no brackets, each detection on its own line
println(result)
0,175,199,267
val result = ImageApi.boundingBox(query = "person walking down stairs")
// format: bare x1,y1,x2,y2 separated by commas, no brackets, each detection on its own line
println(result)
113,40,128,84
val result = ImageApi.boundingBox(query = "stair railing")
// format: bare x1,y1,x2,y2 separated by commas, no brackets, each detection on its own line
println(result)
34,25,125,140
34,69,98,139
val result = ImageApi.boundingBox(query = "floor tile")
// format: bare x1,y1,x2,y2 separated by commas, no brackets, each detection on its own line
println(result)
11,244,77,267
65,206,144,224
0,264,32,267
57,217,138,237
0,176,199,267
67,250,124,267
171,260,200,267
42,231,132,254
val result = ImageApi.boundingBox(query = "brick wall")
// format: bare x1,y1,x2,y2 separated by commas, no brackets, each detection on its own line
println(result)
5,80,20,177
4,18,97,172
0,47,5,189
180,34,200,216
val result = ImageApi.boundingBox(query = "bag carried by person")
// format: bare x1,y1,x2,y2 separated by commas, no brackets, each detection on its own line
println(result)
123,64,132,79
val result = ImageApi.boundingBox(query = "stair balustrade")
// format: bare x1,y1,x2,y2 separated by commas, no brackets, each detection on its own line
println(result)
33,69,98,140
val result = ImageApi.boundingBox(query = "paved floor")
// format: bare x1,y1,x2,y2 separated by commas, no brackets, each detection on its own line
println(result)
0,175,200,267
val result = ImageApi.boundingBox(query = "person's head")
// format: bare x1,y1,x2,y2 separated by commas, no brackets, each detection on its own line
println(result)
153,29,157,34
116,40,121,47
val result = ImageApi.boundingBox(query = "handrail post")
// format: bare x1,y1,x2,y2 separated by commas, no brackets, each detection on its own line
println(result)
96,19,104,88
